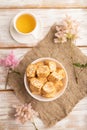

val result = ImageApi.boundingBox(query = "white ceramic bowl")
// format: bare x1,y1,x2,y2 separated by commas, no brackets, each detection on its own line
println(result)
24,57,68,102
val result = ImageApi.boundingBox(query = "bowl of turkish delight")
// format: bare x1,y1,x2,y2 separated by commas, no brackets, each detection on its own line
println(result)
24,57,68,102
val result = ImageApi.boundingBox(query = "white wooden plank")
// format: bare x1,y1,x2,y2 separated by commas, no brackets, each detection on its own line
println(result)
79,47,87,55
0,91,87,130
0,9,87,47
0,0,86,8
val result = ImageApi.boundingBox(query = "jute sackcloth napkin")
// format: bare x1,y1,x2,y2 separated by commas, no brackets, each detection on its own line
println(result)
8,26,87,127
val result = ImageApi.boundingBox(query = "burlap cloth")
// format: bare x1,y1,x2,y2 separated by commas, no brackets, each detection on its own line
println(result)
8,26,87,127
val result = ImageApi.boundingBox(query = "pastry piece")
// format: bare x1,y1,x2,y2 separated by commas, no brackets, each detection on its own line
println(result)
26,64,36,78
48,68,65,82
48,71,61,82
45,60,57,72
29,78,43,94
42,82,56,98
42,90,56,98
37,65,50,78
54,80,63,91
56,68,66,79
38,77,47,84
35,61,44,68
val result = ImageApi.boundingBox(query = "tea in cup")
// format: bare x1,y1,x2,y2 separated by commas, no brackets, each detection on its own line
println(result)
13,12,38,36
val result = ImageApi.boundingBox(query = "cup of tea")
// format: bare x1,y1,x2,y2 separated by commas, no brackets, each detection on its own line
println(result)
13,12,39,37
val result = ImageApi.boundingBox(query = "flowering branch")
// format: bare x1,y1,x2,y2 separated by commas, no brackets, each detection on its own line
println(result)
13,103,39,130
5,68,10,89
54,15,78,43
54,15,80,84
0,51,20,89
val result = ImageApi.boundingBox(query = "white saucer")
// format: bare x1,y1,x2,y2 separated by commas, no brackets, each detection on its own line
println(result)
10,19,42,47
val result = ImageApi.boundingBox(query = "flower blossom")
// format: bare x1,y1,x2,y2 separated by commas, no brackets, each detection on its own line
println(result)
0,51,19,69
13,103,38,124
54,25,67,43
54,15,79,43
0,51,19,89
63,15,78,40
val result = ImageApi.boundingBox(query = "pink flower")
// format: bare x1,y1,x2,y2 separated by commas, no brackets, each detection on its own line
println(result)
13,103,38,124
63,15,79,40
0,51,19,68
0,51,19,89
54,25,67,43
54,15,79,44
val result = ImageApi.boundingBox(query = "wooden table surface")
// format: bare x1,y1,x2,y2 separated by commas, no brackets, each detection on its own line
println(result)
0,1,87,130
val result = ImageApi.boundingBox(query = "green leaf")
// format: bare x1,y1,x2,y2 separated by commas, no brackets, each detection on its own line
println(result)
73,63,87,68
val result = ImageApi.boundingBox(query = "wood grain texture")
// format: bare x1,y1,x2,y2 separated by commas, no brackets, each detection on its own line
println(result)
0,9,87,48
0,91,87,130
0,0,87,8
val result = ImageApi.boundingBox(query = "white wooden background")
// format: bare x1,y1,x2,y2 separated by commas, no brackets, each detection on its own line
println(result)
0,1,87,130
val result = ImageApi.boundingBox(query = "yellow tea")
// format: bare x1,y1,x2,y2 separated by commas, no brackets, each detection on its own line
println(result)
16,14,36,33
